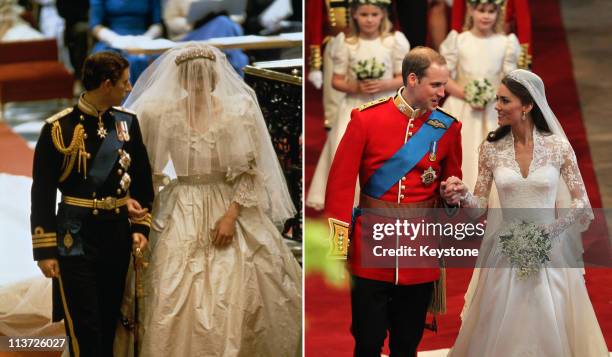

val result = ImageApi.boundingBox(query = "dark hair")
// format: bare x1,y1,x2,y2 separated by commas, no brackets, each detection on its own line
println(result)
401,46,447,85
81,51,129,91
487,76,551,142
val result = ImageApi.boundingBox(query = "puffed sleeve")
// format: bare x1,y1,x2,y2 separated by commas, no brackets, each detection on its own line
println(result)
502,33,521,75
439,30,459,78
89,0,105,29
391,31,411,75
331,32,350,76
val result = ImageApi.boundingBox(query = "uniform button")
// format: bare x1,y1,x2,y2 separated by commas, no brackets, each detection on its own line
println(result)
92,192,96,198
117,189,122,194
400,194,405,199
409,124,414,128
115,208,120,214
401,177,406,181
118,149,123,154
93,209,99,215
86,153,91,159
408,132,413,137
401,185,406,190
79,115,84,121
118,169,123,175
83,133,88,139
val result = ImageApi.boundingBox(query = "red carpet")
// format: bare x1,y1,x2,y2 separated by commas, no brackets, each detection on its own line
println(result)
305,0,612,354
0,122,33,176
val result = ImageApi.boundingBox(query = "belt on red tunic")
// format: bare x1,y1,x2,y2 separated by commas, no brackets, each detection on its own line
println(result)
359,194,439,218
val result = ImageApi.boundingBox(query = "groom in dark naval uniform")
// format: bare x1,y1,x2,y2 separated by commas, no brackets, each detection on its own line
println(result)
325,47,462,357
31,51,154,357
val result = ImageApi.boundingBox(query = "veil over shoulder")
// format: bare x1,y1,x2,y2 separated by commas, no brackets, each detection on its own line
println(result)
124,42,296,226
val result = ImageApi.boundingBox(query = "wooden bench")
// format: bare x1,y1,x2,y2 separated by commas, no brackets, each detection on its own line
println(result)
0,39,74,120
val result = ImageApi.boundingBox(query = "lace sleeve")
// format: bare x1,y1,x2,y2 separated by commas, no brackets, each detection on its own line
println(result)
230,169,260,208
543,140,593,238
461,141,494,213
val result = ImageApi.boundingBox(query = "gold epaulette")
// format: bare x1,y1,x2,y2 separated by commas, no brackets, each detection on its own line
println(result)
358,97,391,111
328,218,350,259
435,107,458,121
45,107,73,124
49,115,88,182
112,106,137,116
518,43,532,69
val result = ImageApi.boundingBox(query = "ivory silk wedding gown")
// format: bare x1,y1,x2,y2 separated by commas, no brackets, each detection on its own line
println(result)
448,129,608,356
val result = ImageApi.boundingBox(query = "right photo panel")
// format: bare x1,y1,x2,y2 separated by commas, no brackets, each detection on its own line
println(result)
304,0,612,356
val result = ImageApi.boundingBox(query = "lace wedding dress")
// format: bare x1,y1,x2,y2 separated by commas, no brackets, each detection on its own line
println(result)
448,129,608,356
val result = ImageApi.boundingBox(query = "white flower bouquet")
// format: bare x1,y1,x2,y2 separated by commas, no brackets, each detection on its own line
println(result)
498,221,551,279
353,58,386,80
464,78,495,108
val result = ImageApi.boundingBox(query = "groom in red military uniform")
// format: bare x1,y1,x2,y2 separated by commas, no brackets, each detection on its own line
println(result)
325,46,462,357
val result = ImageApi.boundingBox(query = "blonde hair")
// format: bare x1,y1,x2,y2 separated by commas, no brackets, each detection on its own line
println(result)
463,2,505,34
346,3,393,44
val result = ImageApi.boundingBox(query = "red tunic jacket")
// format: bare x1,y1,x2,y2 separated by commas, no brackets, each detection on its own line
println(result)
324,91,462,285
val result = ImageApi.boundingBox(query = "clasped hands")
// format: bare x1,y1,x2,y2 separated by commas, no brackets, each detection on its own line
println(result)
440,176,468,206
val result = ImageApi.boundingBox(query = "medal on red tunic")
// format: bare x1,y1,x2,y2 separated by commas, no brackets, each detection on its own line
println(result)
421,166,437,185
429,140,438,161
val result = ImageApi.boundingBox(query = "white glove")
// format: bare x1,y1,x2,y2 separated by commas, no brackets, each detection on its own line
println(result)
259,0,292,30
142,24,163,39
308,70,323,90
96,27,121,45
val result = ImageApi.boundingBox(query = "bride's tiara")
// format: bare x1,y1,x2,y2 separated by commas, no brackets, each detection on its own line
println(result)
175,48,216,66
350,0,391,7
467,0,505,5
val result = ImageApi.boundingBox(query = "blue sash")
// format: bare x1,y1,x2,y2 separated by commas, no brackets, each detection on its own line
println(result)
362,110,454,198
89,111,133,188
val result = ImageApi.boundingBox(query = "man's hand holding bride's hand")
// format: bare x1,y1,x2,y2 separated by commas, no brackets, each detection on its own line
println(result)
441,176,467,206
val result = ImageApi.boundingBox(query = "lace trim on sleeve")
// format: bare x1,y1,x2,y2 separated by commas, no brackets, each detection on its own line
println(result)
231,169,260,208
461,141,494,215
543,140,594,238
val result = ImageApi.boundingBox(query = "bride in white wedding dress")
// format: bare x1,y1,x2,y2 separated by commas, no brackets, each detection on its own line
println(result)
120,43,302,356
443,69,608,356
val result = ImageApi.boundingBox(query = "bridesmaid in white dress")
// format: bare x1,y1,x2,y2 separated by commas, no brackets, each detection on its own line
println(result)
306,0,409,210
443,69,608,356
120,43,302,357
440,0,521,195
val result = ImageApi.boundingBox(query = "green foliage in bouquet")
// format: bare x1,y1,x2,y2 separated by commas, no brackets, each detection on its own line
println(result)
499,221,552,279
353,58,386,80
464,78,496,108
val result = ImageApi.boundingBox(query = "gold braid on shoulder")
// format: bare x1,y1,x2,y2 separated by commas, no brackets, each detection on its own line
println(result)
50,122,89,182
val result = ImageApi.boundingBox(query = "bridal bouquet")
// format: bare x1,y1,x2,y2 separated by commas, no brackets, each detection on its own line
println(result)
353,58,386,80
498,221,551,279
464,78,495,108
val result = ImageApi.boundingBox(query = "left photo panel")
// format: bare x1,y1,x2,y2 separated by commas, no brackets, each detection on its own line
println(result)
0,0,304,356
